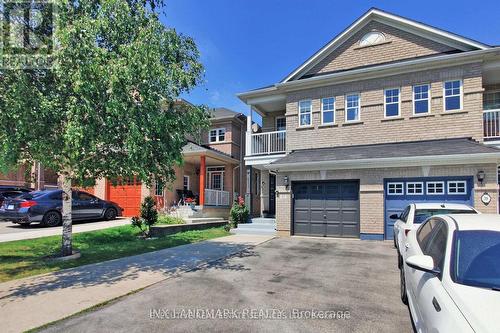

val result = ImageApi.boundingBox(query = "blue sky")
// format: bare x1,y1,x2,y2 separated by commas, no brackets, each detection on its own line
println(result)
162,0,500,117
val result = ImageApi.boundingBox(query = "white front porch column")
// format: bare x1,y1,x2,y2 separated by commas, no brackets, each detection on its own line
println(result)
246,106,253,156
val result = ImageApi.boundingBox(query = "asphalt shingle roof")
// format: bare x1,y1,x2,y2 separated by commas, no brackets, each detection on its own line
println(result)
271,138,500,165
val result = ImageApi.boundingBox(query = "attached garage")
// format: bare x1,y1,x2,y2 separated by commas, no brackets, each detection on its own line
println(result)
384,176,474,240
106,179,142,217
293,181,360,238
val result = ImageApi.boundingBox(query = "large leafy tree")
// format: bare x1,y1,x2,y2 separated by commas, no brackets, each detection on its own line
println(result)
0,0,209,256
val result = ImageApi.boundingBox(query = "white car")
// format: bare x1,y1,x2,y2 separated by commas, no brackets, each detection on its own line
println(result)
400,214,500,333
392,203,478,260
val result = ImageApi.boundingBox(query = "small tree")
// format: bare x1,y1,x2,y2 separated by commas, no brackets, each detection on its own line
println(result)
230,196,250,228
131,196,158,238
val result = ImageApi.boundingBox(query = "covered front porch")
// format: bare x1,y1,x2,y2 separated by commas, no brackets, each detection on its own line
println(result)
164,142,239,210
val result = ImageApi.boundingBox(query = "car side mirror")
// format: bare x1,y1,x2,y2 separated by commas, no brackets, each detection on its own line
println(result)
406,255,440,275
389,213,399,220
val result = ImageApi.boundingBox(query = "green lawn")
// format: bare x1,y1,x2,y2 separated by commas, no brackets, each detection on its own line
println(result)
0,225,229,283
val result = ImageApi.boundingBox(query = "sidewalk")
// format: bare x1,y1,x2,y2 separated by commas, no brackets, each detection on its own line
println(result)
0,234,274,333
0,218,131,243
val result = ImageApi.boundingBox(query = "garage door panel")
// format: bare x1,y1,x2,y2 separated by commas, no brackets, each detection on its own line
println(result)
293,181,359,238
107,180,142,217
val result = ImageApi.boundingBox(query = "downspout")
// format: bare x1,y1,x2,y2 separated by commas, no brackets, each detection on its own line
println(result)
232,165,240,202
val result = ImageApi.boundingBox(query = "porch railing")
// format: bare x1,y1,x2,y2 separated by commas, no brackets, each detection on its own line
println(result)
250,130,286,155
204,188,230,206
483,109,500,140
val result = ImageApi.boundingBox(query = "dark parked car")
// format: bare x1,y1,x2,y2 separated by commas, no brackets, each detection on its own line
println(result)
0,189,123,227
0,186,33,207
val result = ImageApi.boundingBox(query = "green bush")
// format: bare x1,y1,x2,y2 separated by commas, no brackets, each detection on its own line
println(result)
230,196,249,228
158,215,185,225
131,196,158,237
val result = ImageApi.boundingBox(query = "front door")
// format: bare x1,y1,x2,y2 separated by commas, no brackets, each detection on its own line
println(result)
209,172,223,190
269,174,276,216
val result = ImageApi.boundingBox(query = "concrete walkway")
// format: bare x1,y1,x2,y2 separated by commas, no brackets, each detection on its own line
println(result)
0,218,131,243
0,234,274,333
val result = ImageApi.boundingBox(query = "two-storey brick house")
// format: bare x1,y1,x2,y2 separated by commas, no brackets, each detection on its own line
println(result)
239,8,500,240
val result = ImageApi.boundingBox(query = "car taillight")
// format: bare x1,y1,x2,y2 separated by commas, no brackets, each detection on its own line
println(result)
20,200,37,208
405,229,411,236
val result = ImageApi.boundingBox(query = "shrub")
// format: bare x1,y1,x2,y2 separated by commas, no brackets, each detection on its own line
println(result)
131,196,158,238
158,215,185,225
230,196,249,228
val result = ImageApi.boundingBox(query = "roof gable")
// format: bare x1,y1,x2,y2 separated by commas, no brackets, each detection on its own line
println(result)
283,8,490,82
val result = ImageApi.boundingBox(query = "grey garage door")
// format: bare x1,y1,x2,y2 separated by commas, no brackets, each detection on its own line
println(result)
293,181,360,238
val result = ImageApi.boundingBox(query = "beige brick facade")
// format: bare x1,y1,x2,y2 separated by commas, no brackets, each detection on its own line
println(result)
275,164,498,237
306,21,455,76
285,63,484,152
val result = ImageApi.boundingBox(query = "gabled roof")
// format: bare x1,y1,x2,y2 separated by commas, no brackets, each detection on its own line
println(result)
282,8,491,83
269,138,500,171
210,107,246,121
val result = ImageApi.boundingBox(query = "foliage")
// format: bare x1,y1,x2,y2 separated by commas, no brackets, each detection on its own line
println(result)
223,223,231,232
0,226,229,283
131,196,158,237
0,0,209,255
229,196,250,228
157,215,185,225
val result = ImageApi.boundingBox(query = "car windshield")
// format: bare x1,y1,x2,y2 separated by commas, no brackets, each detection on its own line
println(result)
451,230,500,290
413,209,476,224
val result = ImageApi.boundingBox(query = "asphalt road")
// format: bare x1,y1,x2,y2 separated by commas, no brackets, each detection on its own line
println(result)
41,237,412,333
0,218,130,242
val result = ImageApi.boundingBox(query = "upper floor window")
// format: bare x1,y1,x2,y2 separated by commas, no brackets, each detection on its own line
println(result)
321,97,335,124
413,84,430,114
384,88,400,117
276,116,286,131
209,128,225,143
484,90,500,110
299,100,312,126
345,94,360,122
444,80,462,111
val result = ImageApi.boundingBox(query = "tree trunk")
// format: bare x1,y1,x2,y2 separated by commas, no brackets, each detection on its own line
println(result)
61,174,73,256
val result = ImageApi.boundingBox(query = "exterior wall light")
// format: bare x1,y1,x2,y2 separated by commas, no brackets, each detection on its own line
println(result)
283,175,289,190
477,170,486,185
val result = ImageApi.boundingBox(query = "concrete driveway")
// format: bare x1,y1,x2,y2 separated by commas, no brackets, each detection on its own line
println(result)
0,218,130,242
41,237,412,333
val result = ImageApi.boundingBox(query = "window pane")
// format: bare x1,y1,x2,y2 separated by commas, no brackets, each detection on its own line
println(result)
300,113,311,126
386,103,399,117
347,108,358,121
446,96,461,111
322,97,335,111
322,111,334,124
415,100,428,114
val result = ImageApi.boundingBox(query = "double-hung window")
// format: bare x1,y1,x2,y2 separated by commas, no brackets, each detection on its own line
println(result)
413,84,430,114
209,128,225,143
321,97,335,124
444,80,462,111
346,94,360,122
299,100,312,126
384,88,400,117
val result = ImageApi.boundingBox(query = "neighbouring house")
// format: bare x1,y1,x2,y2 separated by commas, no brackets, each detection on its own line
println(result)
89,107,247,217
0,163,58,189
238,8,500,240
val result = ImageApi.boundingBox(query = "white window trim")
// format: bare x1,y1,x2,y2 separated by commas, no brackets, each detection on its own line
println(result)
345,93,361,122
321,97,336,125
206,166,225,190
447,180,467,195
412,84,431,115
426,181,445,195
183,175,190,191
443,79,463,112
209,128,226,143
406,182,424,195
275,116,286,131
384,87,401,118
298,99,312,127
387,182,404,195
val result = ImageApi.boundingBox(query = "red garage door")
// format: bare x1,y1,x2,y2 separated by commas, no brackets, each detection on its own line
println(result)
106,179,142,217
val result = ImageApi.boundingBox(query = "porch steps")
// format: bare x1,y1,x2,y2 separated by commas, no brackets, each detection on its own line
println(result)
231,218,276,236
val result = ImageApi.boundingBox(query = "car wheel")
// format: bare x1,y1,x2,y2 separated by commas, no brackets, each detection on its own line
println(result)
400,266,408,305
43,211,62,227
104,208,117,221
